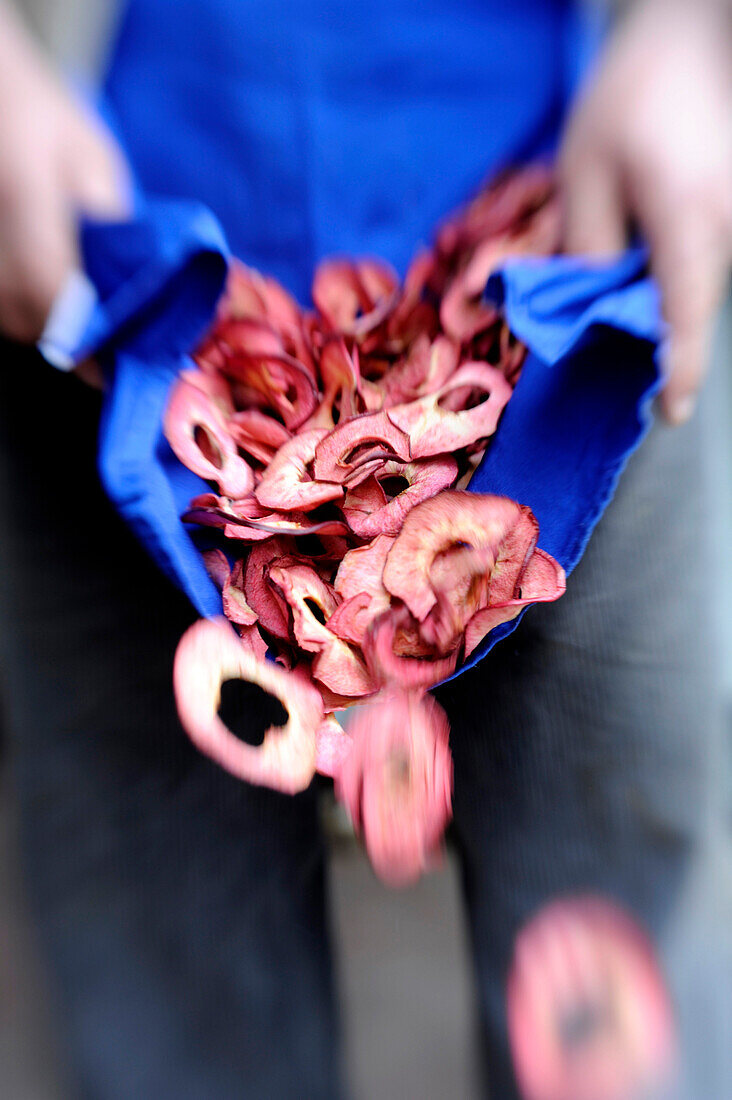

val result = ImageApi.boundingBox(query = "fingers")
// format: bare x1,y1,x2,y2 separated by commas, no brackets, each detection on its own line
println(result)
0,101,131,345
634,182,732,424
559,141,627,257
561,127,732,426
557,0,732,426
0,9,131,349
0,168,75,343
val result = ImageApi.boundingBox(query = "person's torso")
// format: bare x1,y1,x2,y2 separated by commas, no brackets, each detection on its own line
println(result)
105,0,579,301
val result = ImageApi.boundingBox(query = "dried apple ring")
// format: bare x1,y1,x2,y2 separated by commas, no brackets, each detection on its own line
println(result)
174,617,323,794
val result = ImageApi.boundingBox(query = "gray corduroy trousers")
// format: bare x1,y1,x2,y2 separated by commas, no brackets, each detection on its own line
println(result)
0,346,729,1098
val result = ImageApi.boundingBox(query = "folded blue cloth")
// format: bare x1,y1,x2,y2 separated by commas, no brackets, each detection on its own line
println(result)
55,200,661,677
462,252,662,671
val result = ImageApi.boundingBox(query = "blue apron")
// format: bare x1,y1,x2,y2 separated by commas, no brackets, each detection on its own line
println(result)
59,0,660,675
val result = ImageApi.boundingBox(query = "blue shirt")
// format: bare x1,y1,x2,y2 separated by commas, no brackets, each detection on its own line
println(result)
105,0,582,302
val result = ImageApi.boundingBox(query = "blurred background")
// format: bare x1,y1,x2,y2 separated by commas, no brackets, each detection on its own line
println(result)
1,1,731,1098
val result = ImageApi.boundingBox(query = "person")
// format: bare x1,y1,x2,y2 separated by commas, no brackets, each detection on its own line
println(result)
0,0,730,1096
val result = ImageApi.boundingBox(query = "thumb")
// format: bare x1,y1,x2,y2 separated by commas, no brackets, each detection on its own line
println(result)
559,152,627,257
62,107,132,220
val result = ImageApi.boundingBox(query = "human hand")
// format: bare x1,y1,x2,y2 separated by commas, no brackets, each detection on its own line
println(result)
0,3,130,380
559,0,732,424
